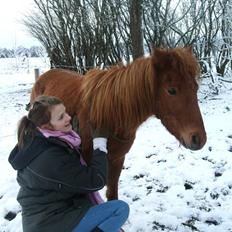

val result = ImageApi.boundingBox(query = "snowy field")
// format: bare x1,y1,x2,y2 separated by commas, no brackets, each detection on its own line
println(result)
0,59,232,232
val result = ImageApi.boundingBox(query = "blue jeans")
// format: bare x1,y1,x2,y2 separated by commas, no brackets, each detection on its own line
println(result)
71,200,129,232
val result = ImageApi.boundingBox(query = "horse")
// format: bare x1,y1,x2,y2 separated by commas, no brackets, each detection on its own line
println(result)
30,47,207,200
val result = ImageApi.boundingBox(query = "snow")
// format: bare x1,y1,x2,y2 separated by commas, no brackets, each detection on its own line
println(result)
0,59,232,232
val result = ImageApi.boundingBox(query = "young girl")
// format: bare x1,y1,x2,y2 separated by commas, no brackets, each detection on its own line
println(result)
9,95,129,232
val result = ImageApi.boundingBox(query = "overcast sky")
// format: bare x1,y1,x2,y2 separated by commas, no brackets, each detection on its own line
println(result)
0,0,41,49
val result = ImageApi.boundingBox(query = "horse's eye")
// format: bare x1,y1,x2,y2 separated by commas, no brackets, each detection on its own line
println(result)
167,88,177,96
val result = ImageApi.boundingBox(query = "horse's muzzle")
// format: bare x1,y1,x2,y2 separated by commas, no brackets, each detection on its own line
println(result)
181,132,206,151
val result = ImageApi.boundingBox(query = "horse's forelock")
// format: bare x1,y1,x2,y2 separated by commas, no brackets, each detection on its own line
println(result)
152,47,200,81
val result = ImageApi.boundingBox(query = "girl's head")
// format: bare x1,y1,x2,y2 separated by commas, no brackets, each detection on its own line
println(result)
18,95,72,148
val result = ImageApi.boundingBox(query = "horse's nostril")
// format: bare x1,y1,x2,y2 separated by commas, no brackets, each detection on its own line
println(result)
191,134,200,150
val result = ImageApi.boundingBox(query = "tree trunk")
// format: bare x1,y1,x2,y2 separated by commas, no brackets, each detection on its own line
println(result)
130,0,144,60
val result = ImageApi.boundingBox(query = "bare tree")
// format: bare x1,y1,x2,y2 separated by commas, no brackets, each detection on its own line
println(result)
23,0,232,82
24,0,134,71
215,0,232,77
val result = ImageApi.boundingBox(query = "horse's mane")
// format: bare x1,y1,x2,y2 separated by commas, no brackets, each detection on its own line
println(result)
80,47,199,134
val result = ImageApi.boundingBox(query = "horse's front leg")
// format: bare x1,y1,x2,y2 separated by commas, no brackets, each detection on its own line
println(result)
106,156,125,200
106,137,135,200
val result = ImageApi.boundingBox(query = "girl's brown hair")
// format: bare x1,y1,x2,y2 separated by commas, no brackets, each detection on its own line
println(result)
18,95,62,149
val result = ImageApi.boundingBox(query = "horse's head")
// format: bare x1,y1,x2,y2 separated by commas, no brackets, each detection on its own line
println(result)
152,47,206,150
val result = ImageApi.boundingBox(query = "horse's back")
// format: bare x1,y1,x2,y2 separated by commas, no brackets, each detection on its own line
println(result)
31,68,83,116
33,68,82,90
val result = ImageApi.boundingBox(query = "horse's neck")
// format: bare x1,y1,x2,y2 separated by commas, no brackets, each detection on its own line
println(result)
122,57,155,114
84,57,156,137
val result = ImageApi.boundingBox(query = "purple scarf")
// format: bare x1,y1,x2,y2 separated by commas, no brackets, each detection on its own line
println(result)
38,128,104,205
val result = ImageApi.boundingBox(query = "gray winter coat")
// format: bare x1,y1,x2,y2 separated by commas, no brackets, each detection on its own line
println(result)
8,133,107,232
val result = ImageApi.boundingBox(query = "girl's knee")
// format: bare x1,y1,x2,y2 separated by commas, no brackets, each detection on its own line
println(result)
116,200,130,218
118,200,129,210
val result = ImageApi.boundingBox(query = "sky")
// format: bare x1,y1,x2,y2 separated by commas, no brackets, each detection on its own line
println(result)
0,0,41,49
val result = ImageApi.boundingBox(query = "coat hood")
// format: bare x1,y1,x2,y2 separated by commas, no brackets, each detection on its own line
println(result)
8,135,49,170
8,133,70,170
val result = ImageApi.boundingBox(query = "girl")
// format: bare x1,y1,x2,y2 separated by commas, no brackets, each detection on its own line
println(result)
9,95,129,232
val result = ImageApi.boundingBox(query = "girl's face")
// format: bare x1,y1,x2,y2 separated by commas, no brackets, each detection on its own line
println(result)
47,104,72,132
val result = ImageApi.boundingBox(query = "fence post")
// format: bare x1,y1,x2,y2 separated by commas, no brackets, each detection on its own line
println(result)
34,68,40,81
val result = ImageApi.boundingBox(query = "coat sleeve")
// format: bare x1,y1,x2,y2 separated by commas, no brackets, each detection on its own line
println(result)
27,147,108,194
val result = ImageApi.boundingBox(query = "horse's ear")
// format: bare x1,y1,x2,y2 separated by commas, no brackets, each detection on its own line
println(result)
185,46,193,54
152,48,173,78
152,47,166,63
152,47,173,70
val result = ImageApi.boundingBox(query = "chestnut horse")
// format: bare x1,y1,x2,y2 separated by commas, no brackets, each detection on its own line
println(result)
30,47,206,200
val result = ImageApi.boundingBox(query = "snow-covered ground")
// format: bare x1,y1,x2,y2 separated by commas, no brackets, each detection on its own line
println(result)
0,57,49,75
0,60,232,232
